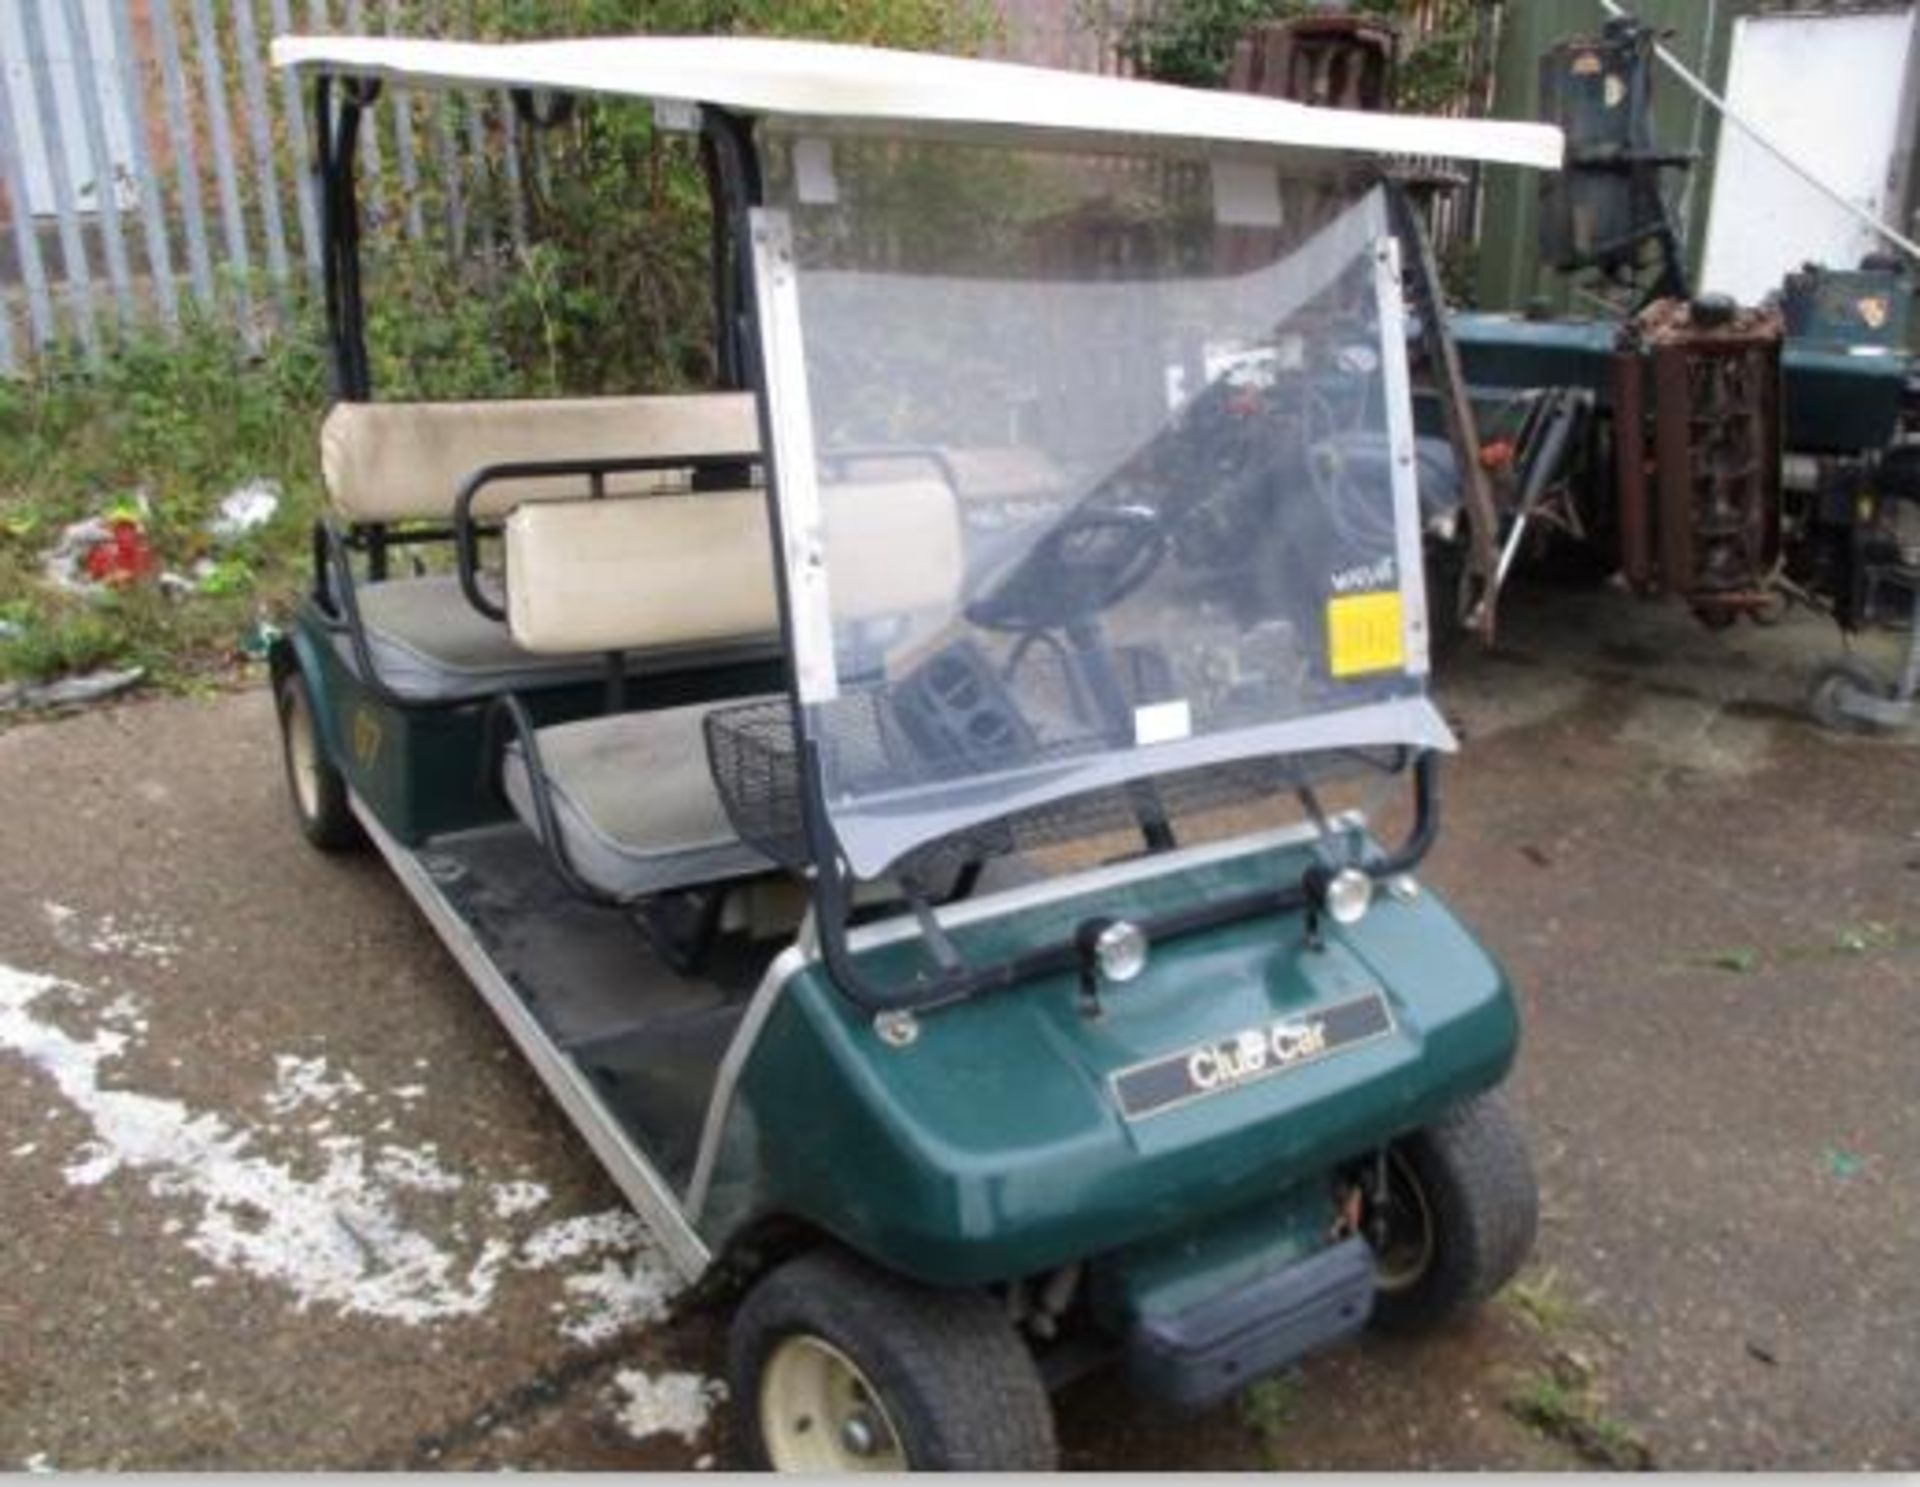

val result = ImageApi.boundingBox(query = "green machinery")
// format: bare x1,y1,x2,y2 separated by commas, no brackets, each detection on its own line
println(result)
1445,17,1920,728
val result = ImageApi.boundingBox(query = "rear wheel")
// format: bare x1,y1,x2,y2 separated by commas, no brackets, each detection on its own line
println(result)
728,1248,1057,1472
1364,1090,1537,1334
276,667,363,853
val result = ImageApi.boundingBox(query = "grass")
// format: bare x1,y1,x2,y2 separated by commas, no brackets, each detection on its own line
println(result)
1238,1372,1303,1464
1680,920,1920,978
1499,1265,1585,1336
0,315,332,695
0,271,552,700
1506,1368,1653,1471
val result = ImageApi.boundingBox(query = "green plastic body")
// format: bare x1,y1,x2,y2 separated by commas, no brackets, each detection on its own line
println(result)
698,833,1519,1290
276,601,781,845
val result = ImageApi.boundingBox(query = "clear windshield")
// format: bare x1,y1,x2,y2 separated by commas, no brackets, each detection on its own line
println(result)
755,133,1452,880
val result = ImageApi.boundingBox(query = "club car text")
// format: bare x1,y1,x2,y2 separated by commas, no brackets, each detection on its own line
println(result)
1111,992,1394,1121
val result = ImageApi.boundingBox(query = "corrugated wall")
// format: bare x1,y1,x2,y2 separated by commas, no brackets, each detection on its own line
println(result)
1475,0,1738,311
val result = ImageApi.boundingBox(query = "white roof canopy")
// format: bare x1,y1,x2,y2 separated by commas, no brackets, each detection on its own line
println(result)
271,34,1563,170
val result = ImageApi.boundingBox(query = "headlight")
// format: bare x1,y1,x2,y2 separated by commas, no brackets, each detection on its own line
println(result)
1325,867,1374,927
1092,919,1150,984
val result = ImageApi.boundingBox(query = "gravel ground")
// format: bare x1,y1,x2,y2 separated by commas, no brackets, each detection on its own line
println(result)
1,584,1915,1470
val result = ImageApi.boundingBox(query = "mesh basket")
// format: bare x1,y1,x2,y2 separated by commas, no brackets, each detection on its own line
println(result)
703,699,810,869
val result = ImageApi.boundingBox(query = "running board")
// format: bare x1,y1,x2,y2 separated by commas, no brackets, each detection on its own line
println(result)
349,794,713,1283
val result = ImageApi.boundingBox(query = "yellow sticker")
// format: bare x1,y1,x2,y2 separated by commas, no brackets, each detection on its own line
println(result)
1328,591,1407,680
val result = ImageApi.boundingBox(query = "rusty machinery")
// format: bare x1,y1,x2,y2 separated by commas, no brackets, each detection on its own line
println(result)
1614,295,1785,626
1225,10,1920,727
1227,14,1399,111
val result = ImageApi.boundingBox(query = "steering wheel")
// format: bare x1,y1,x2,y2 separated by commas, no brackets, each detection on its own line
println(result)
965,503,1168,633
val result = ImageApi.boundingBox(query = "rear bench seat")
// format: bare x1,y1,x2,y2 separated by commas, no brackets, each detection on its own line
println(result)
497,479,963,901
319,393,762,703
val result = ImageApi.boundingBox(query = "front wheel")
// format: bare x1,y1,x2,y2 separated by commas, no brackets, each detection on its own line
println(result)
1364,1090,1537,1334
728,1248,1057,1472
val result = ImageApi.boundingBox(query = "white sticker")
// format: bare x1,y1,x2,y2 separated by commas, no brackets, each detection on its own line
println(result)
652,99,701,134
794,137,839,205
1211,159,1283,229
1134,700,1193,747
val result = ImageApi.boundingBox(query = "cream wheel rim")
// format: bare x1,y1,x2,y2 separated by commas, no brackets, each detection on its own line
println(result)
284,685,323,821
1371,1148,1436,1294
759,1334,907,1472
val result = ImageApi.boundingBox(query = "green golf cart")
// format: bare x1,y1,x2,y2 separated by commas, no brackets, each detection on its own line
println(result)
267,32,1563,1470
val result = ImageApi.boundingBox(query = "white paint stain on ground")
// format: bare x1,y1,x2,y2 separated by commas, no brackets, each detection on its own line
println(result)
0,962,680,1350
265,1055,366,1116
609,1369,726,1445
491,1179,551,1220
520,1210,679,1344
41,903,184,966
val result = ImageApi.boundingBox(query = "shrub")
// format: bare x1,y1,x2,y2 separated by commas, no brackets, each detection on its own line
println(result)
0,0,993,688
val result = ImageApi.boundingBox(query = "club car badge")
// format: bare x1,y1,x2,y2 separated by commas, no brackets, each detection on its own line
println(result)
1110,992,1395,1121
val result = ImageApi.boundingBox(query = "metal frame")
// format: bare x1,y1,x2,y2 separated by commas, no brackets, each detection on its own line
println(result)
1372,228,1434,679
684,941,811,1223
1384,179,1504,640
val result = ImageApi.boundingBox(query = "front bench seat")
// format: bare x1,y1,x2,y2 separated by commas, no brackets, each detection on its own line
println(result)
495,477,965,901
319,393,764,704
500,702,775,900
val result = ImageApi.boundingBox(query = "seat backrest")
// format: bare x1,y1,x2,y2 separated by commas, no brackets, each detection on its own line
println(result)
504,480,963,657
320,393,759,523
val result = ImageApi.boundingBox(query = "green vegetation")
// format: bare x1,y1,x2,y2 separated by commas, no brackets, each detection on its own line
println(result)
1506,1367,1653,1471
1499,1265,1586,1336
1098,0,1485,110
0,318,329,691
0,0,990,697
1238,1371,1303,1465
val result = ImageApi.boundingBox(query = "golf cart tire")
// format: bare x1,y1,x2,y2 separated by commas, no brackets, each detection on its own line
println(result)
1369,1090,1537,1335
1807,656,1892,735
275,667,364,854
728,1247,1058,1472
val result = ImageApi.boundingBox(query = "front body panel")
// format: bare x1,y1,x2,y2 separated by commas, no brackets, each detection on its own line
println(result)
699,834,1518,1286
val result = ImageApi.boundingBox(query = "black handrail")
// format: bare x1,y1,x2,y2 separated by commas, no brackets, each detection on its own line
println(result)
479,693,626,909
809,749,1445,1017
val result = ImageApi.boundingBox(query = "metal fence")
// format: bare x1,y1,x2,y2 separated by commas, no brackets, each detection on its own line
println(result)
0,0,641,374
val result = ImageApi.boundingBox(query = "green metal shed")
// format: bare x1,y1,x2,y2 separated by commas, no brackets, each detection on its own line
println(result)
1476,0,1734,311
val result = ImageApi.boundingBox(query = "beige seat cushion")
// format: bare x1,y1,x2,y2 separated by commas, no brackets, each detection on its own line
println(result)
504,479,963,657
321,393,759,523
